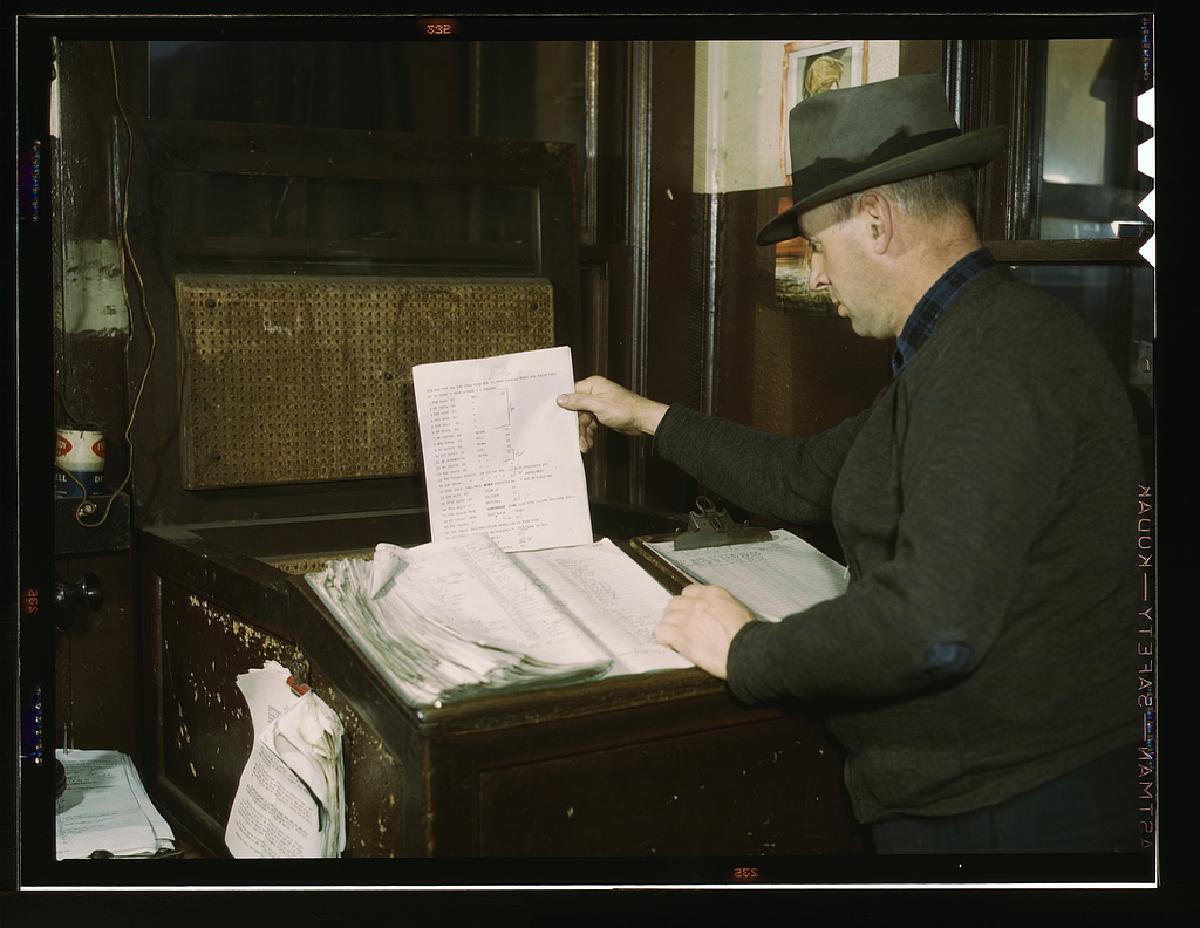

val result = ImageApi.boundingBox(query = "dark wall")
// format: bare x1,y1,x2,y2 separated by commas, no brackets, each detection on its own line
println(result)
52,42,148,760
637,45,898,518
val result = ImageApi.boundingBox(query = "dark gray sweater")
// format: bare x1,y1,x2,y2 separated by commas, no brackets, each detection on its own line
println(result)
654,266,1143,824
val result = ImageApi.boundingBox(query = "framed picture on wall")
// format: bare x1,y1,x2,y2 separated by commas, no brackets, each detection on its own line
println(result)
781,40,867,176
776,39,869,314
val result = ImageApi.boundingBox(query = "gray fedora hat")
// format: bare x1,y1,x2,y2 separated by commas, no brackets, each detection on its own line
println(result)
757,73,1007,245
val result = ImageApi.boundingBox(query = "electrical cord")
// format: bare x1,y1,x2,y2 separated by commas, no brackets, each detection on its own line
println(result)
70,42,157,529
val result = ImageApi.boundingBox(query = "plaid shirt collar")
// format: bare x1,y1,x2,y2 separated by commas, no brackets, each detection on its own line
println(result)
892,248,995,376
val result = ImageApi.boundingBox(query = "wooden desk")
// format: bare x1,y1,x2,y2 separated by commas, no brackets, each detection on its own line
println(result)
139,505,866,858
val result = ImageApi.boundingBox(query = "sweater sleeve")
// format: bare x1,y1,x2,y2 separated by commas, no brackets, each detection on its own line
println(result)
653,404,868,524
726,323,1094,704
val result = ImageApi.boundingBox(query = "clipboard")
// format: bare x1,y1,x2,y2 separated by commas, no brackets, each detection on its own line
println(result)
626,497,773,593
625,499,850,619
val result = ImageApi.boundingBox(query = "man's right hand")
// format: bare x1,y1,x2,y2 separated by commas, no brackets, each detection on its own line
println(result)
557,375,669,453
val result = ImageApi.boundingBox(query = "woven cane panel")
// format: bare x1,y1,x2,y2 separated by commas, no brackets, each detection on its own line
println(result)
258,550,375,576
176,275,554,489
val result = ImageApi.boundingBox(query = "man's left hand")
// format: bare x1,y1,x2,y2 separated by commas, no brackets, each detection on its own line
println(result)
655,584,754,679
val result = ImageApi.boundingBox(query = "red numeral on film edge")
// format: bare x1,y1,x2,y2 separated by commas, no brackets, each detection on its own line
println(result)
23,588,39,615
419,19,457,36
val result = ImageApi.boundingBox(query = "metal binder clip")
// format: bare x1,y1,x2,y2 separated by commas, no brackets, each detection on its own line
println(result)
673,497,771,551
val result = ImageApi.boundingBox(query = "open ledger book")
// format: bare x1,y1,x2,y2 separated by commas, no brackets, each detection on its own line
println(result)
307,534,691,707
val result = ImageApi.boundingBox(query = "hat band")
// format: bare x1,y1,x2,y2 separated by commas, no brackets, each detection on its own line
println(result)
790,127,962,204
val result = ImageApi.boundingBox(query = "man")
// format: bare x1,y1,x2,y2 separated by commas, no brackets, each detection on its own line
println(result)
558,74,1143,854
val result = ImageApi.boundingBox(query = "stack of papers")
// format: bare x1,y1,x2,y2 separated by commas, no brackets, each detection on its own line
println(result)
225,661,346,859
645,529,850,621
55,749,176,859
306,533,691,708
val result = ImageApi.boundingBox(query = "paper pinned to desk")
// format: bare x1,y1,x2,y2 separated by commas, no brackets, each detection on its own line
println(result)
225,661,346,858
55,749,176,859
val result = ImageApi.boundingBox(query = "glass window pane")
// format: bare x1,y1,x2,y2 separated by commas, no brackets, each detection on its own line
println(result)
1034,39,1150,241
166,172,538,270
148,41,586,231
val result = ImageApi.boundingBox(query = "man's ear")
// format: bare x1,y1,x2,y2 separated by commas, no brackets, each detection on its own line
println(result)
856,191,894,254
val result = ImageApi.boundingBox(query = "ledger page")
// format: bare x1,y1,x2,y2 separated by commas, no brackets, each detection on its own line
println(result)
516,539,693,674
225,738,325,859
371,536,611,667
413,346,592,552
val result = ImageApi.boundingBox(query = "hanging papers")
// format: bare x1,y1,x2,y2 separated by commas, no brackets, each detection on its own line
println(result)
225,661,346,859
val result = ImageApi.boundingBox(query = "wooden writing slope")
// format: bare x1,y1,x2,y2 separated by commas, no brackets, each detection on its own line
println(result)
141,509,861,858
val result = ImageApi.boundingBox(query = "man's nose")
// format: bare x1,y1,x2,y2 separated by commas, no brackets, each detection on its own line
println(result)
808,251,829,291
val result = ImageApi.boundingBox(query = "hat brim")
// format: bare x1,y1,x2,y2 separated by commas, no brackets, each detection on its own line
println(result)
757,125,1008,246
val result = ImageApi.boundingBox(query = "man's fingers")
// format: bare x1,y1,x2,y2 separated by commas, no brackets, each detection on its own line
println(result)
557,375,615,411
574,374,612,393
557,392,595,412
654,589,745,680
679,583,733,601
556,375,661,438
578,413,598,453
580,415,600,451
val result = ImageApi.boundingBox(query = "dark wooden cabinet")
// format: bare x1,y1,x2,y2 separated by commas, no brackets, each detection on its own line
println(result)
139,507,864,857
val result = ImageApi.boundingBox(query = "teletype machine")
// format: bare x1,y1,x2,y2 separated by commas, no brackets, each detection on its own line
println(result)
122,116,864,857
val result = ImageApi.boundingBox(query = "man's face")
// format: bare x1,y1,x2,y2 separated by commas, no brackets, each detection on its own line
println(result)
800,201,891,340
